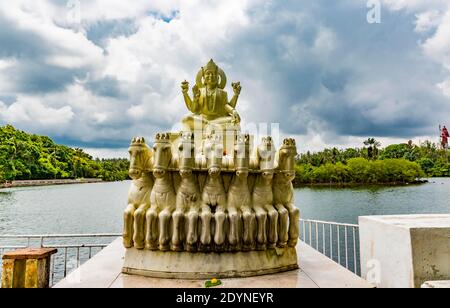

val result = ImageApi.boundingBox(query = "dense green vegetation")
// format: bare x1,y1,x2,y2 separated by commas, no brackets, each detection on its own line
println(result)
296,138,450,185
0,125,129,183
1,125,449,186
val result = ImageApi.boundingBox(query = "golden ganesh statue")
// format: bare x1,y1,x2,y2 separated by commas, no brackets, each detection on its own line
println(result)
122,60,300,279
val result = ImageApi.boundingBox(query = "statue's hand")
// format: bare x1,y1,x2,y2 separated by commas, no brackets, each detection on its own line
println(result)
181,80,189,94
193,85,200,98
231,109,241,125
232,82,241,96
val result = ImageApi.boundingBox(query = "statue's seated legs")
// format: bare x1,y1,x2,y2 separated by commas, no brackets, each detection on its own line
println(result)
182,114,241,132
182,114,208,132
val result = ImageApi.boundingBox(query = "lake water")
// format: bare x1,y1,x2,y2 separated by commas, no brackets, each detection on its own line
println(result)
1,178,450,234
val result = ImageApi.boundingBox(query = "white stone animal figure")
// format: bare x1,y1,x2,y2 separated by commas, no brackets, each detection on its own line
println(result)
172,132,201,252
123,137,154,250
200,133,227,251
145,133,176,251
252,137,279,250
227,134,252,251
274,138,300,247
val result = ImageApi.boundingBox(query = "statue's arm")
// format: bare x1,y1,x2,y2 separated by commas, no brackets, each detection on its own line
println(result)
225,93,241,125
224,103,234,114
181,81,199,113
191,85,200,113
223,91,233,114
229,82,241,108
229,94,239,109
183,93,194,112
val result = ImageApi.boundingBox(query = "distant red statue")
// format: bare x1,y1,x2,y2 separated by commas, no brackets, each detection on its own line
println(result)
440,125,449,149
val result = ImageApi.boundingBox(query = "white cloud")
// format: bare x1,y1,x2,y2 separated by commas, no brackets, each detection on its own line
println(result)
313,27,337,56
437,79,450,98
2,0,450,155
422,9,450,70
0,97,74,127
70,0,183,23
382,0,449,12
415,10,442,33
82,147,129,159
0,0,104,70
380,1,450,70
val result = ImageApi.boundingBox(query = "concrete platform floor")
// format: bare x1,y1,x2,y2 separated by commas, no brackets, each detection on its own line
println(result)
54,239,373,288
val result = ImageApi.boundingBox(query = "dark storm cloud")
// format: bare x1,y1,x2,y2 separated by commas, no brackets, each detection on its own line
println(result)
223,0,448,139
0,12,48,59
6,62,84,93
85,76,125,98
86,19,138,46
0,11,91,94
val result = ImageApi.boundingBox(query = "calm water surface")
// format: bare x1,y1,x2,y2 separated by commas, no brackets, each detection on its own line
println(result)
1,179,450,234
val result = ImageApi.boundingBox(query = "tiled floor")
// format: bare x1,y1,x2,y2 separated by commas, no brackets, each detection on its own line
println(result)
54,239,373,288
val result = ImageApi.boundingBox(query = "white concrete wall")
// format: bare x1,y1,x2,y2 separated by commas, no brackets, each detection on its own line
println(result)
359,215,450,288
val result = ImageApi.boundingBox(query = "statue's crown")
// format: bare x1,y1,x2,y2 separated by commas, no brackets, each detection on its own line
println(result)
203,59,218,73
282,138,297,147
155,133,171,142
281,138,298,156
131,137,146,145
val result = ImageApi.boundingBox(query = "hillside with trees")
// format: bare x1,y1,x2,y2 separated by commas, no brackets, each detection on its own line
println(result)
0,125,129,183
1,126,448,186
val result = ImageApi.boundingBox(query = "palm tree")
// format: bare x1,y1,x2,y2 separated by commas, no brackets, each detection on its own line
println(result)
364,138,381,160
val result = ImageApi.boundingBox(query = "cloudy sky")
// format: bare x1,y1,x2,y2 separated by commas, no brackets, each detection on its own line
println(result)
1,0,450,158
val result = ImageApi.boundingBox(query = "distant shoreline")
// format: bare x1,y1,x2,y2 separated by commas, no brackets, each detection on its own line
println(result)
293,179,429,188
0,178,104,189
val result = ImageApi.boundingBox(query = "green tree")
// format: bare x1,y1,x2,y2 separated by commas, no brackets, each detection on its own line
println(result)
364,138,381,160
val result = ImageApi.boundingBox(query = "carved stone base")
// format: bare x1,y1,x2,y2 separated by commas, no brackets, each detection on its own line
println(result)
122,247,298,279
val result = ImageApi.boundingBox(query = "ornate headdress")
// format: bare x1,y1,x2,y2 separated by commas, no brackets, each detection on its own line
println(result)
203,59,219,73
196,59,227,89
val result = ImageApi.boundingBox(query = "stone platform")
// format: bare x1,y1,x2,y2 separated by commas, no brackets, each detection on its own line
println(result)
123,247,298,279
54,238,373,288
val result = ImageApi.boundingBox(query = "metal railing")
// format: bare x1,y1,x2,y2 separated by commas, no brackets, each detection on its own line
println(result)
299,219,361,276
1,220,361,286
0,234,121,286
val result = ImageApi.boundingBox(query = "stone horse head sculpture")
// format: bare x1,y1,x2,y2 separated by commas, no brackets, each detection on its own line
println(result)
252,136,279,250
276,138,297,181
274,138,300,247
228,134,252,251
173,132,200,252
152,133,173,177
200,132,226,251
146,133,177,251
128,137,153,180
124,137,154,249
204,132,224,176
